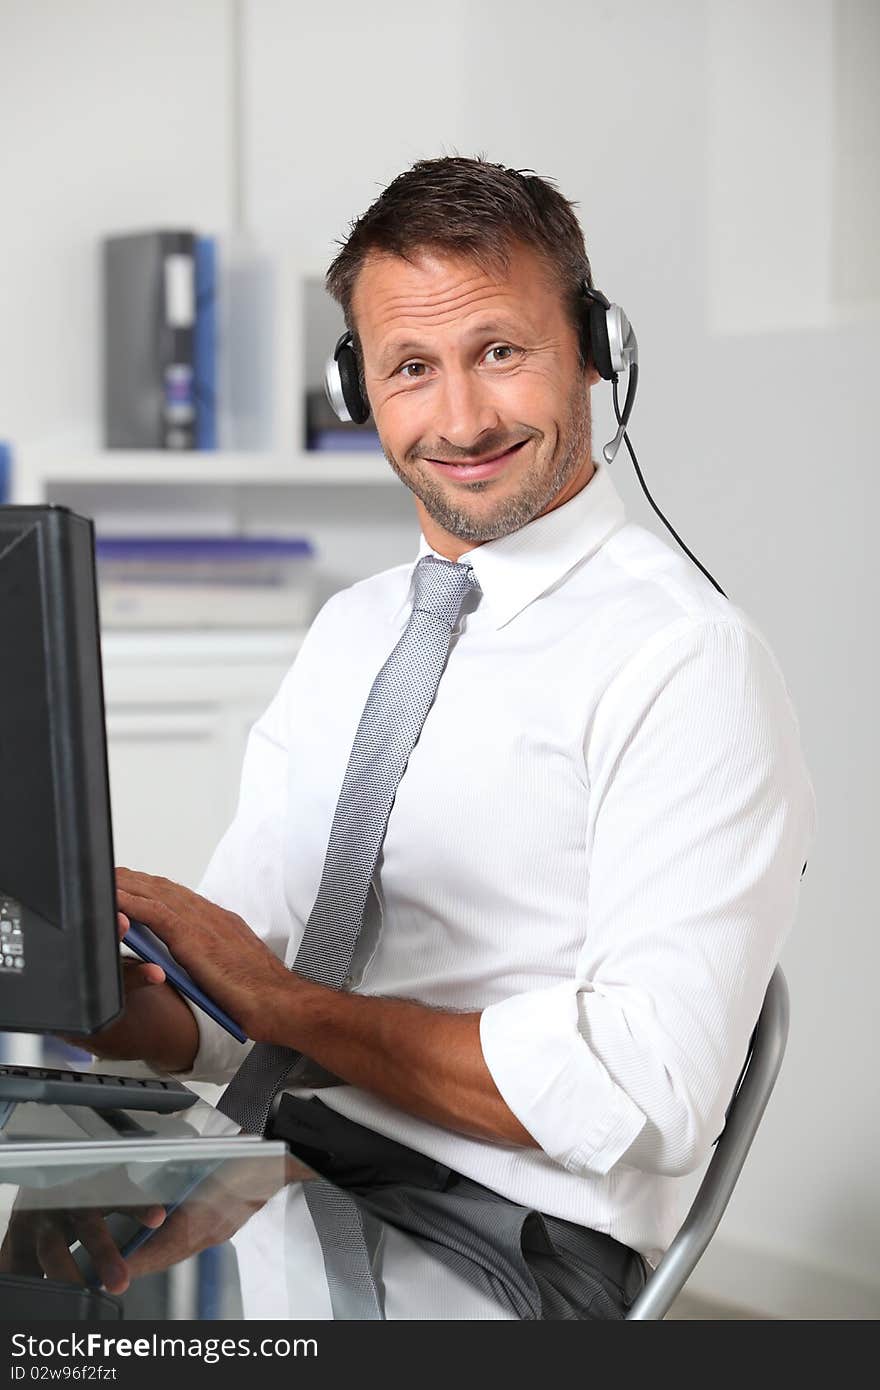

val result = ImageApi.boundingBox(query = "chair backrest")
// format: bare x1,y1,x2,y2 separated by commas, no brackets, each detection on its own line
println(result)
626,965,790,1320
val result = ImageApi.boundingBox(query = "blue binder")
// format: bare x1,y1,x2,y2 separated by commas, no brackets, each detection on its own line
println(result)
194,236,217,451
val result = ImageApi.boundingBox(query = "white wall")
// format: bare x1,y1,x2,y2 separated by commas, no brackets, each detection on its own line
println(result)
0,0,876,1315
0,0,233,440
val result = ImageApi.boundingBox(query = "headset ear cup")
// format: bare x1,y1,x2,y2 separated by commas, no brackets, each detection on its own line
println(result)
337,342,371,425
588,301,614,381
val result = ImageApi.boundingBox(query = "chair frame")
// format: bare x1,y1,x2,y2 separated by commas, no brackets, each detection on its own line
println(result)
626,965,790,1320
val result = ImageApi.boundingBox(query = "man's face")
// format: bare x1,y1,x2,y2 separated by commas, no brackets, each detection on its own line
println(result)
352,242,600,559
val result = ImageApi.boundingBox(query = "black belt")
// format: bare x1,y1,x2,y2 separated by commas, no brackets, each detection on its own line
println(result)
272,1094,647,1320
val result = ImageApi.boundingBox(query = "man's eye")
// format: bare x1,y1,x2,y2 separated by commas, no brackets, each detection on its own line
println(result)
484,344,517,364
399,361,428,379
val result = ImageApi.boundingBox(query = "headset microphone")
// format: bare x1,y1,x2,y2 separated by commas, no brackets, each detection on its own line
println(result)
603,358,638,464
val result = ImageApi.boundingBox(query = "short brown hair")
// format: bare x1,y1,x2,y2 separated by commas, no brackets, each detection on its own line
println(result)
325,155,595,367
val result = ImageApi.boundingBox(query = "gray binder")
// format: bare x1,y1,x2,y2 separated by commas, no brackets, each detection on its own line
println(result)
103,229,196,449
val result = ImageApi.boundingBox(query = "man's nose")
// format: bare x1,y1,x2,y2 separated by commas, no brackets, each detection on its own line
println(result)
434,367,500,449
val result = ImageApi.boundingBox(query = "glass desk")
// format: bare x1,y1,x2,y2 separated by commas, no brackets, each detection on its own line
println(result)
0,1094,534,1321
0,1094,293,1320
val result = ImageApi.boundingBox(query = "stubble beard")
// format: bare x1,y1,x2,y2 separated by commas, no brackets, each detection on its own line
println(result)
380,385,593,544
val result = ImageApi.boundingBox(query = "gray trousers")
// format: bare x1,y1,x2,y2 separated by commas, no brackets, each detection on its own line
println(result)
271,1095,648,1321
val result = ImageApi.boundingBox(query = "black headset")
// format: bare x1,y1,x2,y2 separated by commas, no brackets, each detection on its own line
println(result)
323,280,726,588
324,283,638,460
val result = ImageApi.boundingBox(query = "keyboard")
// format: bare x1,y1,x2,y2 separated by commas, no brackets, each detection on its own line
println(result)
0,1064,197,1114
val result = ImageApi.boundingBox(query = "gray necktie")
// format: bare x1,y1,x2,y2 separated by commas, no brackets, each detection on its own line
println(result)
218,554,479,1138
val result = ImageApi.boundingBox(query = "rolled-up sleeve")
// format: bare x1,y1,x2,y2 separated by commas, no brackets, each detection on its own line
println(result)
480,979,647,1174
479,618,817,1178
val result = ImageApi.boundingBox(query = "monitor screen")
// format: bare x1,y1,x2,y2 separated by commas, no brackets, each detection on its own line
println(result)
0,506,123,1034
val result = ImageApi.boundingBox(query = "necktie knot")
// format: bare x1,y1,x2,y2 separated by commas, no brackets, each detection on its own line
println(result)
411,555,477,631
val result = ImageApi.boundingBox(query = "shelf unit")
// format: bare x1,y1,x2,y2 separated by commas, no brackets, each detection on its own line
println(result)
7,250,420,616
9,250,389,492
10,445,394,504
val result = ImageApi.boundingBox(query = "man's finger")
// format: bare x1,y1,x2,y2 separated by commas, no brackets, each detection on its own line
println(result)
70,1211,130,1295
131,1204,167,1229
121,959,166,990
0,1213,43,1278
115,887,181,948
115,869,214,932
35,1219,85,1287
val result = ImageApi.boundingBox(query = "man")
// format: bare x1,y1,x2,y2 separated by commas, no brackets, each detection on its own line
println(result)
89,157,817,1318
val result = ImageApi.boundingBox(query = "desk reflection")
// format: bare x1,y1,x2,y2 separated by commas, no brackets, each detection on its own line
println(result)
0,1097,519,1319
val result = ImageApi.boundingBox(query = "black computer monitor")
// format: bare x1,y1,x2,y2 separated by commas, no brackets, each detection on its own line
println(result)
0,505,123,1035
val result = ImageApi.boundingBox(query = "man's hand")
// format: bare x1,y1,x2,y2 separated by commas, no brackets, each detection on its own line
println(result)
114,870,536,1149
60,914,200,1076
125,1154,314,1282
114,869,292,1046
0,1182,166,1296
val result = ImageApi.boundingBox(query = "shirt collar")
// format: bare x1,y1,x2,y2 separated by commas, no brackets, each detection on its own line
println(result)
392,457,627,630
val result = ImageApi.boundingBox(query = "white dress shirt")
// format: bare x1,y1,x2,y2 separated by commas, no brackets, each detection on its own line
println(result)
185,457,817,1265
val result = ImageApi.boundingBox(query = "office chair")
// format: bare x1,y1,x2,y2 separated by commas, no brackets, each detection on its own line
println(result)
626,965,790,1320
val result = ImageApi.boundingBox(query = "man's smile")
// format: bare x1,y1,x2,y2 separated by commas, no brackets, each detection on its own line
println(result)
422,439,530,482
